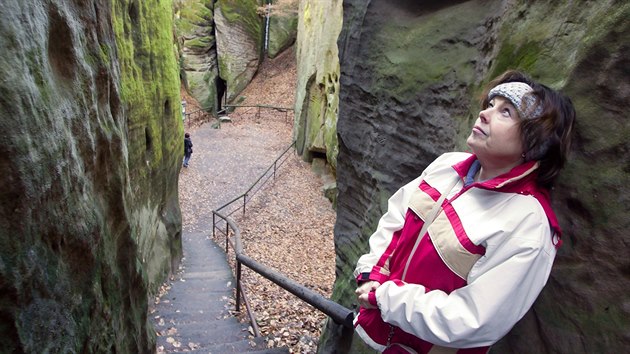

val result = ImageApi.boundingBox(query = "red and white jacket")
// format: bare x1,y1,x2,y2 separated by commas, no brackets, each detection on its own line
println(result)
354,152,561,354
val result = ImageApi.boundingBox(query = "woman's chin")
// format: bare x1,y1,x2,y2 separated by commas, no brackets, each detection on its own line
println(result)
466,136,478,151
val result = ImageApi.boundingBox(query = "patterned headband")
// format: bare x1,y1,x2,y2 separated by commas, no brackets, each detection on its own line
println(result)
488,82,543,120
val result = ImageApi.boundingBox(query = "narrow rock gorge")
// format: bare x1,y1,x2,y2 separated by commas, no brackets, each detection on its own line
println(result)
1,0,628,353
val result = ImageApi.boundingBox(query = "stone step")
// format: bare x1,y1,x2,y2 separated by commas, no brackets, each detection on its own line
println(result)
160,277,236,296
187,338,289,354
156,320,250,348
154,233,285,353
153,304,233,324
161,334,267,353
179,245,231,263
180,244,231,267
154,313,242,331
248,349,291,354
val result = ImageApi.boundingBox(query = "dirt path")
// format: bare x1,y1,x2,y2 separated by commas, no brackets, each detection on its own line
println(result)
179,116,294,231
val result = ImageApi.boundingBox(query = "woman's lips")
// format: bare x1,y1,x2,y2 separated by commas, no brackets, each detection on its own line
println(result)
472,126,487,136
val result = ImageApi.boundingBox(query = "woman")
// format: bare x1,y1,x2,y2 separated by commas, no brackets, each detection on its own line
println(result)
354,70,575,353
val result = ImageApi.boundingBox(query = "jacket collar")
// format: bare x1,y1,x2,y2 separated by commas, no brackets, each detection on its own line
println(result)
452,154,539,191
452,154,562,247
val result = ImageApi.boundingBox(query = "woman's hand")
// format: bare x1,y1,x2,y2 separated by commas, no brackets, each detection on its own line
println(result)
355,280,380,309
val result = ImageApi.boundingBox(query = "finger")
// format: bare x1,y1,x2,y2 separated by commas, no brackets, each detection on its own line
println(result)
355,283,370,295
355,285,367,295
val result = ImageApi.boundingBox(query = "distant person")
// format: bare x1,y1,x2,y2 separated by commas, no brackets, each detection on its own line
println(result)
354,70,576,353
183,132,193,168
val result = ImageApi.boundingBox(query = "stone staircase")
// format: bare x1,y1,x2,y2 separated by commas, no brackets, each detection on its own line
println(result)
152,230,289,353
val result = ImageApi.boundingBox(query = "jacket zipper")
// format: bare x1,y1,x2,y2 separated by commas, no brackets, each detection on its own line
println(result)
386,324,395,348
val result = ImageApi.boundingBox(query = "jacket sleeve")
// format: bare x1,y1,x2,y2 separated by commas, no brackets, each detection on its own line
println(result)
373,211,556,348
353,175,424,283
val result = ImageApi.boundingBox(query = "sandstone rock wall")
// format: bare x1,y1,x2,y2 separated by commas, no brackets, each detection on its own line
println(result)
215,0,263,103
0,0,182,351
175,0,220,112
175,0,297,112
266,0,299,59
294,0,342,171
321,0,630,352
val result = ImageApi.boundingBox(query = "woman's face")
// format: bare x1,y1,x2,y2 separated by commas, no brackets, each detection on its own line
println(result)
466,96,524,166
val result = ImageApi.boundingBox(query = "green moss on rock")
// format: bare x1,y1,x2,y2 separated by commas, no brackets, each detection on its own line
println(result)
267,9,298,58
185,35,215,49
372,2,483,97
175,0,214,37
0,0,180,351
294,0,341,172
217,0,262,47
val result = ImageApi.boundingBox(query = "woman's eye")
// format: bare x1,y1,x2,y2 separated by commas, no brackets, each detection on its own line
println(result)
502,108,511,117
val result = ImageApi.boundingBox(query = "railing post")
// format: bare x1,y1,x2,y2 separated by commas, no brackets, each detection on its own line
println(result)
236,261,242,312
273,161,277,180
225,222,229,252
212,212,215,238
243,193,247,215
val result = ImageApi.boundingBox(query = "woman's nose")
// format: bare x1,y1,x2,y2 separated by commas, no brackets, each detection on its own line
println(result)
479,108,489,123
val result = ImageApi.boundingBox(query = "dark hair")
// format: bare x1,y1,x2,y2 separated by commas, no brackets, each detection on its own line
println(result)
480,70,576,188
185,133,190,138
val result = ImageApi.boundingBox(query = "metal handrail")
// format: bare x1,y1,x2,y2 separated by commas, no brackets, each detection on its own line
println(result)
215,141,296,217
212,210,354,330
184,104,293,129
186,104,293,117
210,141,355,335
224,104,293,123
224,104,293,111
